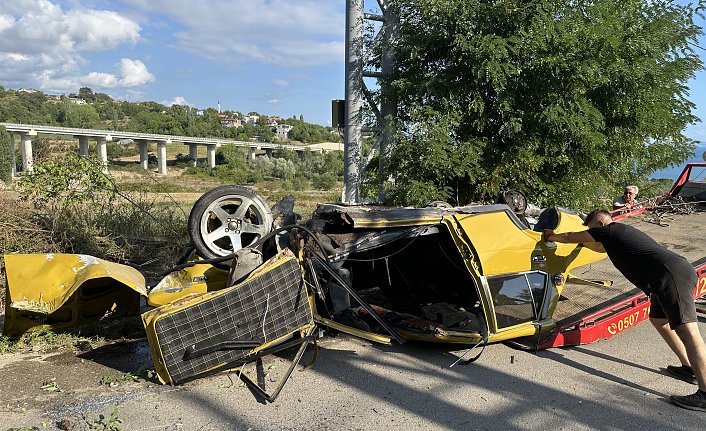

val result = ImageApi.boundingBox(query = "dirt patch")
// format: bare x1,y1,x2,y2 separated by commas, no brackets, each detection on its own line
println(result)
0,340,154,413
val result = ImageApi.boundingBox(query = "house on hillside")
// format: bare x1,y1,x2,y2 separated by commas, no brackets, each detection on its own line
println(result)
218,112,242,128
243,115,259,124
276,124,293,140
220,117,242,128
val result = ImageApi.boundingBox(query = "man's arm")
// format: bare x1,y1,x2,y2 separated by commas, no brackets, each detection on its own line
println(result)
542,229,606,253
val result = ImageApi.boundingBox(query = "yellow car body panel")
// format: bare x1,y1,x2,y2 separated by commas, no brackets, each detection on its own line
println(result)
453,210,605,279
454,212,541,276
147,263,229,307
3,253,146,335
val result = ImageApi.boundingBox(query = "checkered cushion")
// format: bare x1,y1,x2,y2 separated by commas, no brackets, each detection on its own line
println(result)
152,257,311,383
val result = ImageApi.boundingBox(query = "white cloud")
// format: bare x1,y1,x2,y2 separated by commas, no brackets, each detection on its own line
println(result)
37,58,154,92
0,0,146,92
116,59,155,87
81,72,120,88
0,14,14,32
267,98,280,104
123,0,345,66
64,9,141,51
166,96,190,106
273,79,289,88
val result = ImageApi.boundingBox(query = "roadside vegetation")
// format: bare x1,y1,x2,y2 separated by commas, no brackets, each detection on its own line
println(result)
364,0,703,209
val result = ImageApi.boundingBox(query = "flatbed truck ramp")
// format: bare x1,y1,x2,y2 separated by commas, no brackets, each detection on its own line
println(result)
526,162,706,349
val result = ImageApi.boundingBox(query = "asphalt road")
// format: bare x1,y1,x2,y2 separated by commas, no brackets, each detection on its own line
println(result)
1,317,705,431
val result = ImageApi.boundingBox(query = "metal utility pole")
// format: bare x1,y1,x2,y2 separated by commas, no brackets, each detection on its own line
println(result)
342,0,398,204
343,0,364,204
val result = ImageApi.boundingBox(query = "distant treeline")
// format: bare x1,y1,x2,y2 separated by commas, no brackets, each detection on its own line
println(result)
0,86,341,144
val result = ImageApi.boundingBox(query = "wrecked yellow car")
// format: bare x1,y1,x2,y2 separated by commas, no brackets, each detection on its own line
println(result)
4,168,706,399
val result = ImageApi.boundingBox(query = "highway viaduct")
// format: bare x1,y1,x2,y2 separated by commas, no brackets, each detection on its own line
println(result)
0,122,327,177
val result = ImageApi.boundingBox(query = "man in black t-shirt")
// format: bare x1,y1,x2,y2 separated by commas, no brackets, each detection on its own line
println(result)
543,209,706,412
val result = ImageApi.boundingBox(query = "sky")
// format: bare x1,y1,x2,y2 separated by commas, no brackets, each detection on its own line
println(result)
0,0,704,161
0,0,348,125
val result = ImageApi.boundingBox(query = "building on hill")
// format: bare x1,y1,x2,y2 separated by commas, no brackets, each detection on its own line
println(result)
220,115,242,128
276,124,293,140
243,114,259,124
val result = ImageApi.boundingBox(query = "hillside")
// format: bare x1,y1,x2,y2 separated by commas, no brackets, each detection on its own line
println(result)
0,86,341,145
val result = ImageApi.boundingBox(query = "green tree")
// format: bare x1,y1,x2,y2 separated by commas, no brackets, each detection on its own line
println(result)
78,87,96,102
384,0,704,209
0,126,13,183
66,104,99,128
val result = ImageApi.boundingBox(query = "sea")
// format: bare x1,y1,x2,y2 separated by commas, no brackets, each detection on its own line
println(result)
650,148,706,180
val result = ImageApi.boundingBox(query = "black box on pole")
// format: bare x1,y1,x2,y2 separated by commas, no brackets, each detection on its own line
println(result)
332,99,345,128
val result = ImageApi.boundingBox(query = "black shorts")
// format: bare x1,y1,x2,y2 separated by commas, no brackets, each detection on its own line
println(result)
648,262,698,329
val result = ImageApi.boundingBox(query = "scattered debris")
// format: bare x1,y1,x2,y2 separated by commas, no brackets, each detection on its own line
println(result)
40,378,63,393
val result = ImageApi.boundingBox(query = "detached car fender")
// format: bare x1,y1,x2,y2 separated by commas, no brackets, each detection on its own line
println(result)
3,253,146,335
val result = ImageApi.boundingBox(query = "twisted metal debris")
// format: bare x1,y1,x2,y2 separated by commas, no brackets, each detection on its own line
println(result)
646,196,703,227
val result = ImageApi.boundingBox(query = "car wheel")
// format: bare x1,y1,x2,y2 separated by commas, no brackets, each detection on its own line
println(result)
188,186,273,260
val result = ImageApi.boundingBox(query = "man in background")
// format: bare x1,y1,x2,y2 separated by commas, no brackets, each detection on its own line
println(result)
613,185,640,211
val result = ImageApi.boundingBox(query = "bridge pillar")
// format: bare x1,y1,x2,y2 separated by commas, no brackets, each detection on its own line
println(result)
10,133,16,177
78,136,89,156
157,142,167,174
248,147,257,162
96,137,108,173
189,144,198,166
296,149,305,161
207,144,217,169
139,141,149,170
20,133,34,173
265,148,273,158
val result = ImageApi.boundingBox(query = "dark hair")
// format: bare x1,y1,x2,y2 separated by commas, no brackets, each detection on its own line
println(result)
583,209,612,226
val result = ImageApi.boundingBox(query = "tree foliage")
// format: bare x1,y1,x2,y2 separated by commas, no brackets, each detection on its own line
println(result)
383,0,704,209
0,126,12,183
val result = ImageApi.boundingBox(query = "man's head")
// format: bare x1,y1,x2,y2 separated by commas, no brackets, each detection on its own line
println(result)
583,209,613,228
623,185,638,203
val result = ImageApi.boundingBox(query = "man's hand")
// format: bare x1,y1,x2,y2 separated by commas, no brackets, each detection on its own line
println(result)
542,229,555,242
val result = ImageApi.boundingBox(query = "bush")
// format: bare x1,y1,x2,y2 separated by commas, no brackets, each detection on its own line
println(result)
247,170,265,184
15,154,189,276
250,156,274,177
147,153,158,168
106,142,140,161
281,177,309,191
311,172,337,190
272,158,296,180
174,153,194,168
0,126,12,183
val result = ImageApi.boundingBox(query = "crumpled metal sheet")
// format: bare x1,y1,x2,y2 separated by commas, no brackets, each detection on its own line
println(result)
3,253,147,335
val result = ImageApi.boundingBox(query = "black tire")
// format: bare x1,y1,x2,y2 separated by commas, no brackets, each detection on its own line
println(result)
188,186,273,260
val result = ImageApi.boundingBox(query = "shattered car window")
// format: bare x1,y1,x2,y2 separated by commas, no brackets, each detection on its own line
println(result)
488,273,543,328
